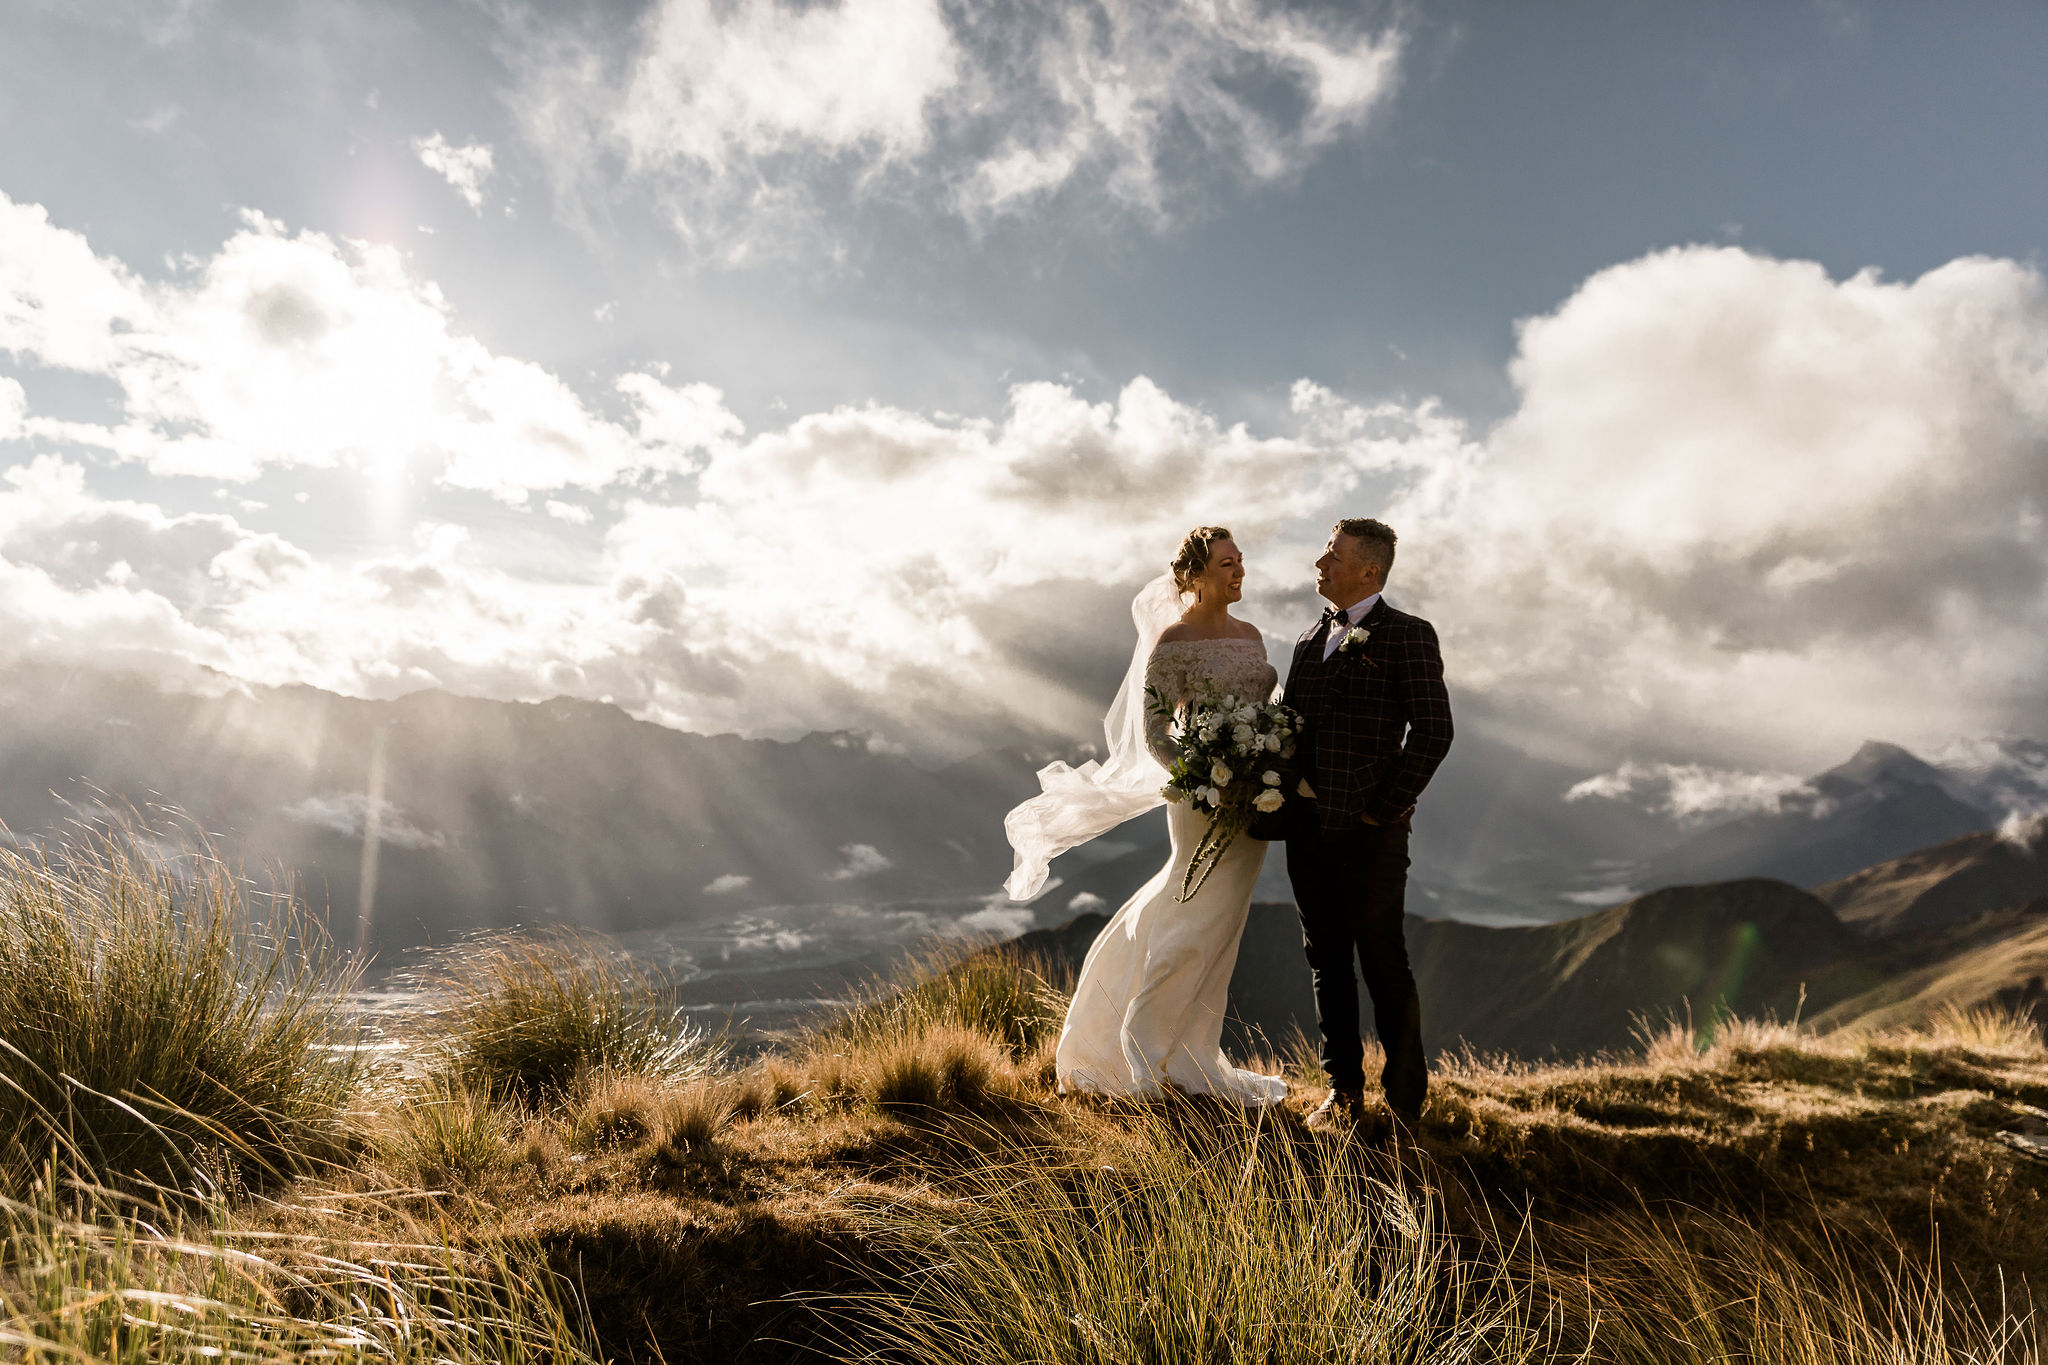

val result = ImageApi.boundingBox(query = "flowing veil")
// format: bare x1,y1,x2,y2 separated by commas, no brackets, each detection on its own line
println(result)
1003,573,1185,900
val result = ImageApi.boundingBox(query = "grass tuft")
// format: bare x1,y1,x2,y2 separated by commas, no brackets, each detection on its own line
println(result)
865,1023,1012,1115
568,1069,660,1152
729,1056,809,1119
835,1110,1556,1364
411,931,712,1105
377,1077,513,1189
649,1079,733,1161
0,827,362,1194
807,943,1067,1061
0,1181,601,1364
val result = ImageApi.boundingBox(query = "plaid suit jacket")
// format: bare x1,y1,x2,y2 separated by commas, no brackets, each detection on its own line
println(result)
1281,597,1454,835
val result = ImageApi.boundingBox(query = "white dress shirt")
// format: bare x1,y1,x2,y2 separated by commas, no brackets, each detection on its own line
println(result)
1321,592,1381,661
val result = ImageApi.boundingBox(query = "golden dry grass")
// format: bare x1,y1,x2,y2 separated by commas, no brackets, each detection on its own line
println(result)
4,836,2045,1364
0,828,363,1194
403,930,717,1104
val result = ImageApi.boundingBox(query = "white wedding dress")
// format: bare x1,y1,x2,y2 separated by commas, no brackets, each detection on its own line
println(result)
1002,578,1287,1107
1054,638,1289,1103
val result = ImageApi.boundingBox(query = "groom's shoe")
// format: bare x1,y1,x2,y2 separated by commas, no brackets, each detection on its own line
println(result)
1304,1088,1365,1131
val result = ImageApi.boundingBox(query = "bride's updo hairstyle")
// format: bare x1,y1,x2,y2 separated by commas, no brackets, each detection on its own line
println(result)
1170,525,1235,596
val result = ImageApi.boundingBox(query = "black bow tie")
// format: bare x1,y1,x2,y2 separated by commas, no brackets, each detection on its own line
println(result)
1321,607,1350,631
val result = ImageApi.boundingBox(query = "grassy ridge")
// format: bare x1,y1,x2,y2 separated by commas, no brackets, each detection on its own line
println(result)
0,834,2043,1362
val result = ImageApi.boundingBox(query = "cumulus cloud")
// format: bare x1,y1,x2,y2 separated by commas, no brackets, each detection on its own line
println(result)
0,377,23,441
8,194,2048,779
412,133,496,211
826,842,893,880
1997,809,2047,849
0,182,1446,742
507,0,1402,254
595,374,1458,742
703,872,751,894
1397,245,2048,772
0,192,729,499
281,792,445,849
1565,762,1812,822
957,904,1035,937
543,499,592,524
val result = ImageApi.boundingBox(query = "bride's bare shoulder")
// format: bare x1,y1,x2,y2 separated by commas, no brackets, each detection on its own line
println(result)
1156,621,1198,645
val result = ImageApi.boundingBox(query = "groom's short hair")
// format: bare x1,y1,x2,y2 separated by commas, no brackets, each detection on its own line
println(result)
1335,518,1396,574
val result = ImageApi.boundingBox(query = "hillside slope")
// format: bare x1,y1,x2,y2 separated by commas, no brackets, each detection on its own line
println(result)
1019,867,2048,1059
1819,822,2048,936
0,664,1038,952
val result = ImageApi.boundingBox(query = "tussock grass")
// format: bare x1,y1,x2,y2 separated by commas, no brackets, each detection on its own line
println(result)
0,830,361,1193
410,931,712,1104
561,1070,735,1162
829,1106,2041,1365
729,1055,809,1119
375,1077,512,1190
779,943,1057,1121
0,1182,600,1364
863,1022,1015,1115
1529,1208,2041,1365
567,1069,663,1151
806,943,1068,1061
5,851,2043,1364
650,1078,733,1160
792,1020,1024,1119
836,1111,1558,1364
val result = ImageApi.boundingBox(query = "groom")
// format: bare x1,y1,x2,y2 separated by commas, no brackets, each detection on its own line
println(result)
1282,518,1453,1134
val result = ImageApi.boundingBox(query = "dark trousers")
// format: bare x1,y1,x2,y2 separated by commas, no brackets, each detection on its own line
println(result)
1286,815,1427,1121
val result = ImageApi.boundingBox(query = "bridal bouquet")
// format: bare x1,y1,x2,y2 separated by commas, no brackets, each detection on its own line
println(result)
1146,687,1303,901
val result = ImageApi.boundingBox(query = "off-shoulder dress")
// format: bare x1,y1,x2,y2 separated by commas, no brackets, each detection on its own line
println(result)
1052,637,1290,1105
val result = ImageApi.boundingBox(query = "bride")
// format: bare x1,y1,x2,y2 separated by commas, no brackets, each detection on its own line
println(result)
1004,527,1289,1106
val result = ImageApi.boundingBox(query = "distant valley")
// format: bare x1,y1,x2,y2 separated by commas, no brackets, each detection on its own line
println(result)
4,663,2045,1052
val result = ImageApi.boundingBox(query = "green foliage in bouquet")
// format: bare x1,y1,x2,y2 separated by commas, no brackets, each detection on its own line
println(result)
1146,686,1302,901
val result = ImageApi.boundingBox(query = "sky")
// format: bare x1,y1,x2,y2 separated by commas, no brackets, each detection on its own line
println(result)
2,0,2047,818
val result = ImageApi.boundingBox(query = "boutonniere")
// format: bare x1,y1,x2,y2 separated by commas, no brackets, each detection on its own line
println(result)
1339,626,1372,656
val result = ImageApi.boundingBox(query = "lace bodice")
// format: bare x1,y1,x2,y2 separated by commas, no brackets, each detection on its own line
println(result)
1143,638,1280,766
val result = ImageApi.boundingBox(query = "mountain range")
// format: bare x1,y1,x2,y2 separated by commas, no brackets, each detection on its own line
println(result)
1016,816,2048,1060
4,663,2045,1051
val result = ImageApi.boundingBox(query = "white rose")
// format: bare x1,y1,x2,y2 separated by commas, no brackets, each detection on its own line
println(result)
1262,770,1282,786
1162,785,1189,803
1198,727,1219,744
1233,705,1256,724
1210,761,1234,786
1233,724,1256,748
1197,785,1219,806
1253,788,1285,814
1263,733,1282,753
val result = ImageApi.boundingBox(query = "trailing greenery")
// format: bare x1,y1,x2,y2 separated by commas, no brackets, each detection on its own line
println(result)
0,830,362,1193
411,930,712,1104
